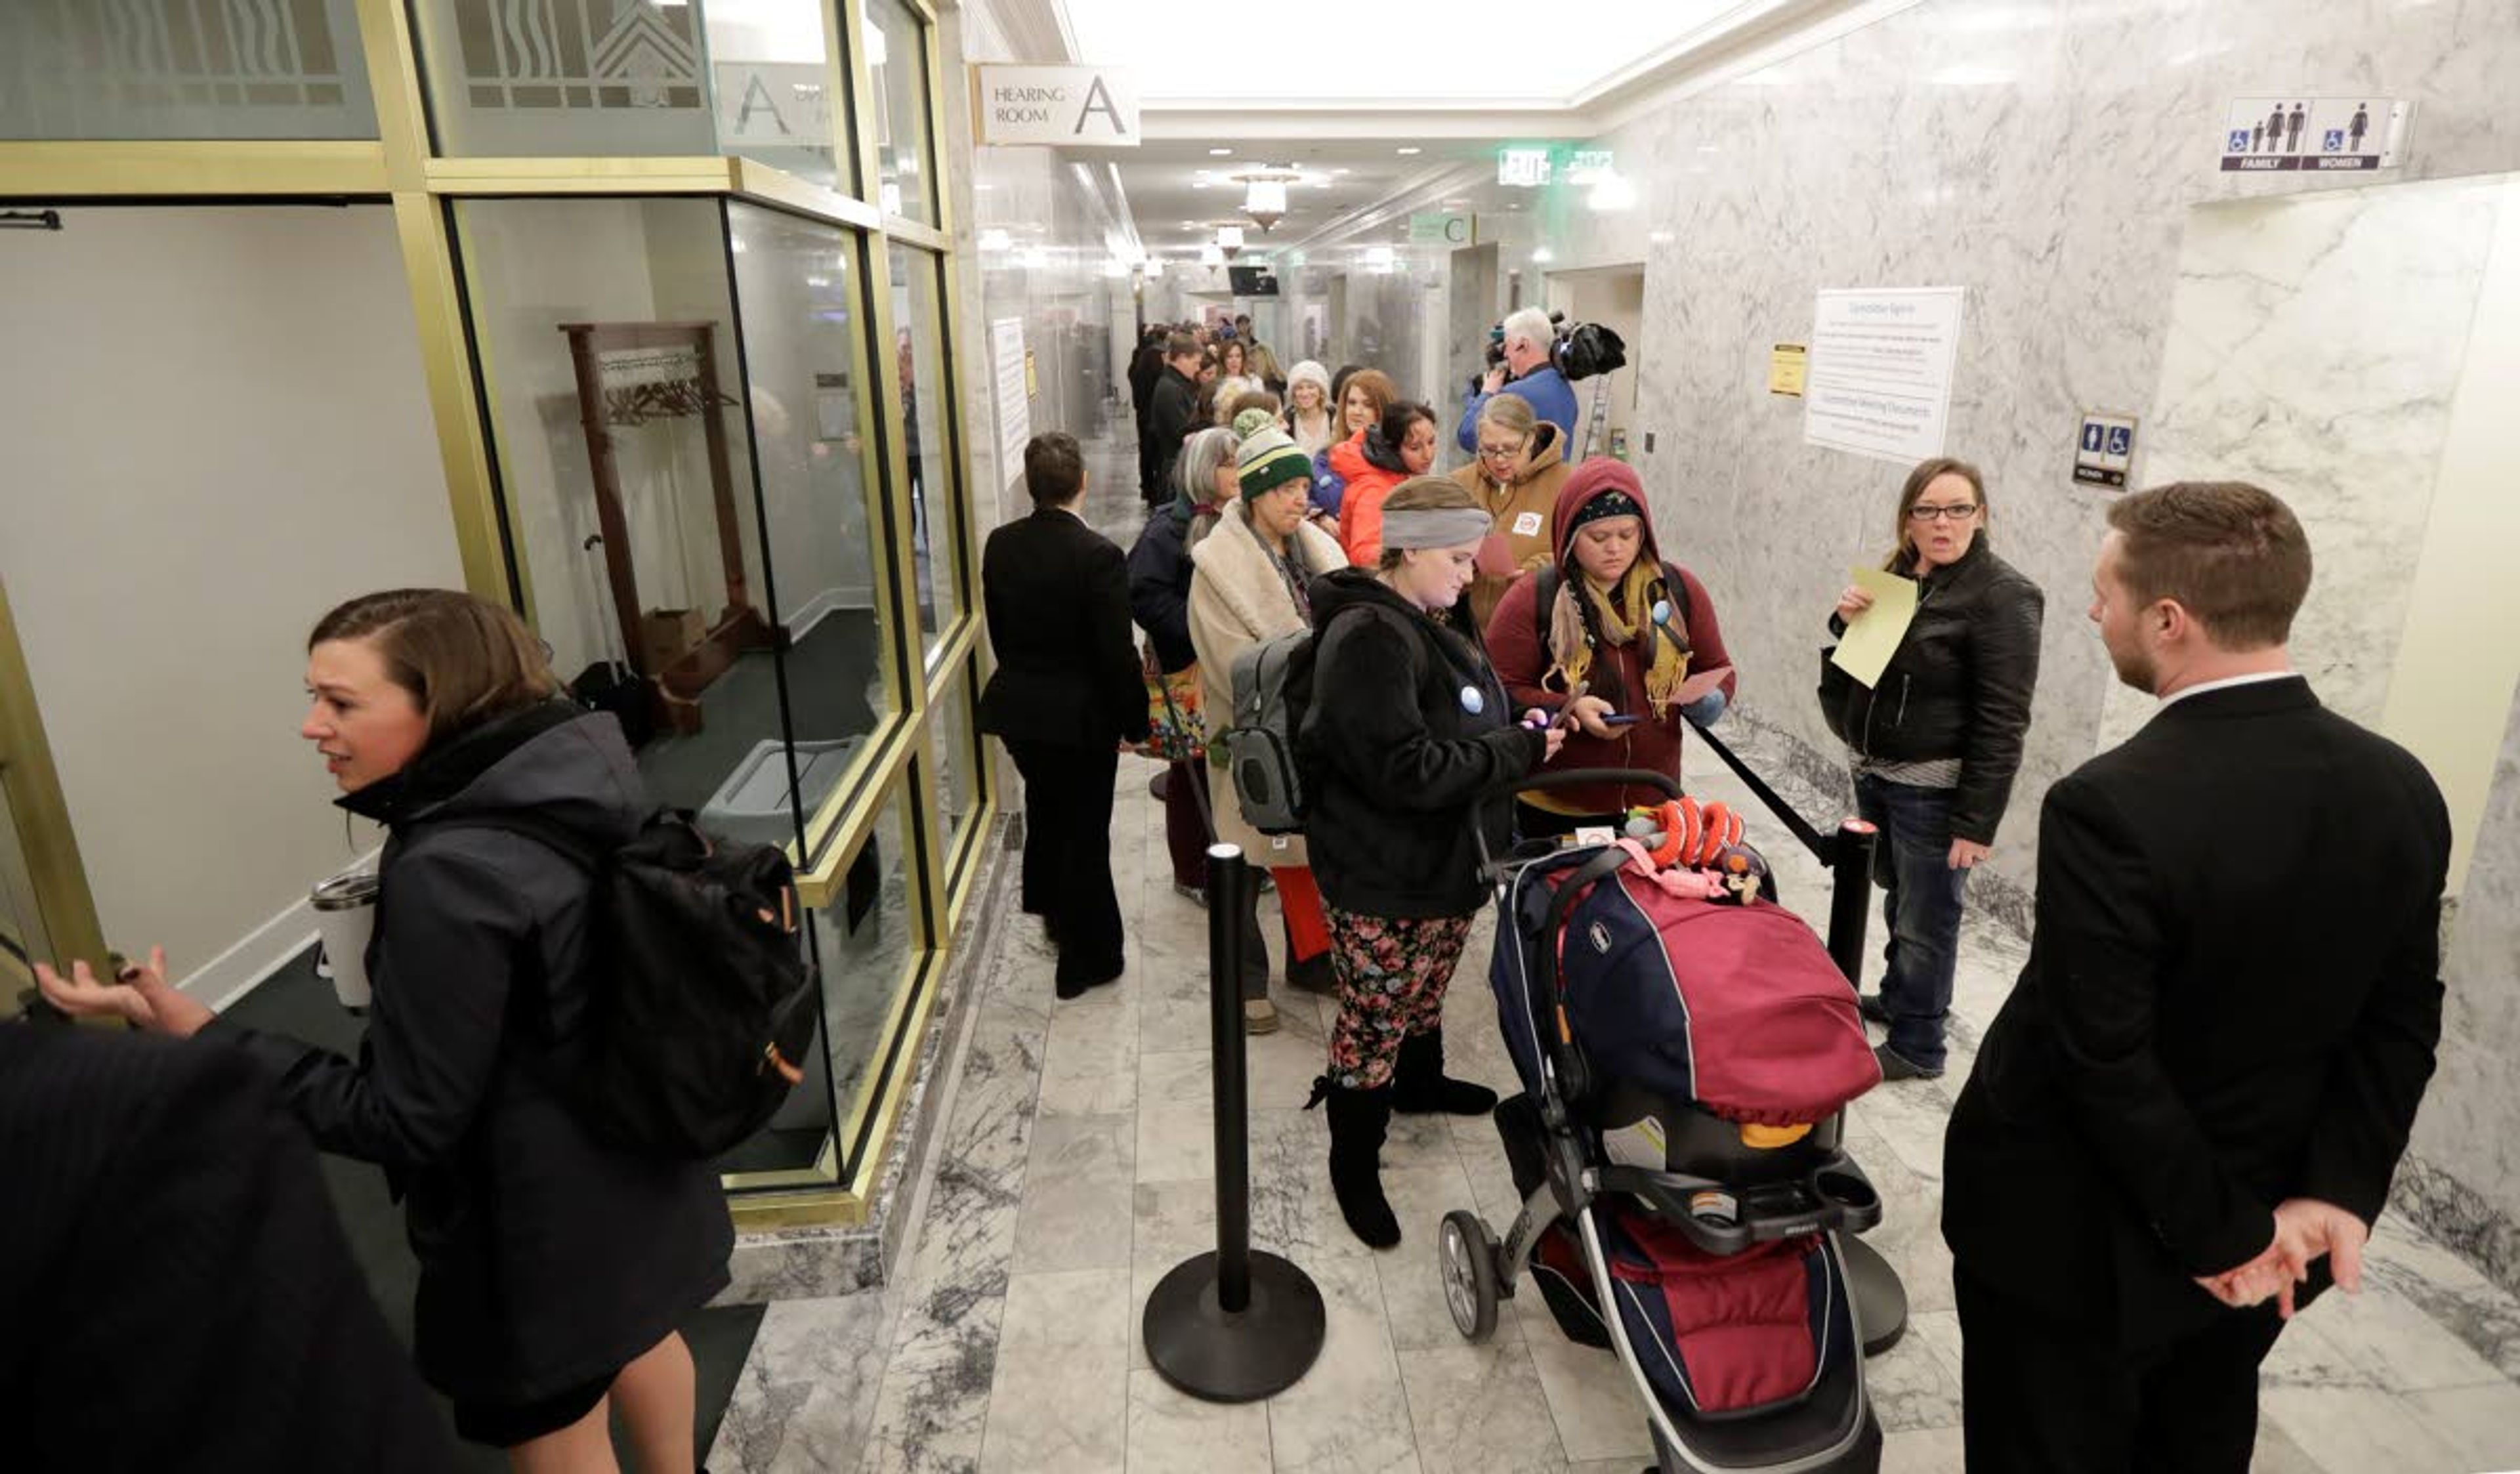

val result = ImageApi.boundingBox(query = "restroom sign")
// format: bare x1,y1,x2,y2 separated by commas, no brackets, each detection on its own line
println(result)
2219,97,2410,172
2073,413,2137,489
973,65,1139,146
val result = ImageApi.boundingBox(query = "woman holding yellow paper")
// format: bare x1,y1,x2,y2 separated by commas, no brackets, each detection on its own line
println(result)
1820,456,2044,1082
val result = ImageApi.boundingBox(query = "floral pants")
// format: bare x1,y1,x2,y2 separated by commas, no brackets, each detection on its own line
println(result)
1325,907,1476,1089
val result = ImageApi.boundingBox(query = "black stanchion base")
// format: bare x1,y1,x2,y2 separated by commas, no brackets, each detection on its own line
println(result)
1143,1250,1327,1403
1842,1234,1909,1357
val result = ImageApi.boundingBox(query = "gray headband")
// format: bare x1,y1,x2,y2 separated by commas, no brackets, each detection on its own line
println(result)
1380,507,1494,551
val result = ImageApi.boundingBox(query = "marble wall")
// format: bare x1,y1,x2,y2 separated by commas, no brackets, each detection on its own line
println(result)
1525,0,2520,923
1507,0,2520,1282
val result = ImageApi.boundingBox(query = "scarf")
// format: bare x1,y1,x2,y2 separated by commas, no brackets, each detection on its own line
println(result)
1545,559,1689,717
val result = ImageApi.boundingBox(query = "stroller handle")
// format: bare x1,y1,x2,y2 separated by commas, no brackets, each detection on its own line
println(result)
1490,767,1686,805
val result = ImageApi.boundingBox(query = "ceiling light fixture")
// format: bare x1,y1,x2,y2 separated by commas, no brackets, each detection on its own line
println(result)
1200,243,1225,266
1396,146,1421,156
1209,146,1232,156
1228,165,1303,232
1216,224,1246,259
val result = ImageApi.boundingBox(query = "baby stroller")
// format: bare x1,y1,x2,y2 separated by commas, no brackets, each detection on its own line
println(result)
1439,770,1887,1473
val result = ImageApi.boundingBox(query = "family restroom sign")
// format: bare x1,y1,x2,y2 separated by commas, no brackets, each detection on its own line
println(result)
973,65,1139,146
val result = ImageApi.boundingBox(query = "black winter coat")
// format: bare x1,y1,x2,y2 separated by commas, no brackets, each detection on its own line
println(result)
1127,509,1198,673
1144,366,1202,495
1818,537,2044,845
980,507,1152,749
1299,570,1545,918
217,703,732,1404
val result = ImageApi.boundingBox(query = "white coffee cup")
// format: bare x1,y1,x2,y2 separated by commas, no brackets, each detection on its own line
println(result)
311,871,381,1012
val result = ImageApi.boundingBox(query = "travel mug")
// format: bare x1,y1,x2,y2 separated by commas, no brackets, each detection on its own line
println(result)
310,871,380,1012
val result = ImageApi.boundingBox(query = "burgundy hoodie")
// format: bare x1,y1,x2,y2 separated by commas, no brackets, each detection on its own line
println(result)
1483,463,1736,817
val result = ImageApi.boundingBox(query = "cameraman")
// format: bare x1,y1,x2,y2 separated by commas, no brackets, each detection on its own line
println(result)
1456,307,1578,453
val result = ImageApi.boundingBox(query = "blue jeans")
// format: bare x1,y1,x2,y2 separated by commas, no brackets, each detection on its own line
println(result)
1854,774,1969,1070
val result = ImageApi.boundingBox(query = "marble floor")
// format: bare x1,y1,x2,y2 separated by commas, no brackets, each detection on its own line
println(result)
702,428,2520,1472
705,723,2520,1473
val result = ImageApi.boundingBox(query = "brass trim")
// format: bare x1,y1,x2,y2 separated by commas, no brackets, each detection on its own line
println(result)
350,0,430,188
942,792,996,929
719,1129,840,1194
885,217,950,253
836,0,885,223
727,1185,868,1231
423,156,740,194
0,579,109,973
914,4,954,238
837,941,948,1190
0,141,388,198
730,158,883,230
924,618,980,694
394,194,516,607
794,718,917,907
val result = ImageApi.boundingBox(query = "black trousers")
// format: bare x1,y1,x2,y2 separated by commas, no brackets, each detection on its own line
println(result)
1009,740,1125,986
1956,1267,2290,1474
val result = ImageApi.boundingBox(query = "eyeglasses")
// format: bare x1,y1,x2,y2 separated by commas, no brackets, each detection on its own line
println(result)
1477,440,1526,460
1908,503,1980,522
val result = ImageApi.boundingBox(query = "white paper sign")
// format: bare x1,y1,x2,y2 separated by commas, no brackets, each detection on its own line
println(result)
1802,287,1966,465
991,318,1030,490
973,65,1138,146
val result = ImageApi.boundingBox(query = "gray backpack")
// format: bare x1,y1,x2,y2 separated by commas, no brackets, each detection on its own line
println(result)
1224,628,1319,835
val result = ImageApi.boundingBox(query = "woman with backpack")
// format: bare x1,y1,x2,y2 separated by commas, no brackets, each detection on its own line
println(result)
1486,459,1738,840
1188,421,1348,1034
36,587,730,1470
1818,456,2044,1083
1299,477,1565,1249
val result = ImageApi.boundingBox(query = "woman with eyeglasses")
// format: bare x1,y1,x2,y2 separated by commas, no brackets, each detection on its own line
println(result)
1448,390,1568,627
1818,456,2044,1083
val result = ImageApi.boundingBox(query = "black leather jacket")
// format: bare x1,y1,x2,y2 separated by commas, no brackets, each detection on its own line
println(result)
1819,537,2045,845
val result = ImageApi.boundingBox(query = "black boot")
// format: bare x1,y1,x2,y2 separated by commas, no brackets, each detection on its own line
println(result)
1307,1076,1400,1249
1389,1029,1498,1116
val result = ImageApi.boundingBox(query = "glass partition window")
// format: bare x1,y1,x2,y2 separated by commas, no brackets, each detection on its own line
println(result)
861,0,935,224
889,245,960,648
0,782,58,992
814,772,921,1153
414,0,842,186
0,0,377,140
456,196,894,862
724,200,899,857
933,658,981,862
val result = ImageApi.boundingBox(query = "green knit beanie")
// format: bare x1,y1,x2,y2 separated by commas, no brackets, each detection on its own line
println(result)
1234,425,1312,501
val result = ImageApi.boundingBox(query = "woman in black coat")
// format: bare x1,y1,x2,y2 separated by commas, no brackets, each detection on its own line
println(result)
38,587,730,1469
1298,476,1562,1249
1819,456,2044,1084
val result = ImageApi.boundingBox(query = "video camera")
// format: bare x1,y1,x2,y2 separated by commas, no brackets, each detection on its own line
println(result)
1473,310,1628,397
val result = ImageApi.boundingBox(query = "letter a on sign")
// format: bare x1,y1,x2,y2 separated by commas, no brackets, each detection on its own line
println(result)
1076,74,1127,139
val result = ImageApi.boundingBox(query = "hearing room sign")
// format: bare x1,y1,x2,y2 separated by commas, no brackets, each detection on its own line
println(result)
973,65,1139,146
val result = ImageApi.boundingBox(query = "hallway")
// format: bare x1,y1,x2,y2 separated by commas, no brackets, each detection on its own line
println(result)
702,433,2520,1473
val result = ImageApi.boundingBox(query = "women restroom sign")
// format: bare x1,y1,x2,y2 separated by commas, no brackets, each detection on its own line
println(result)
2220,98,2410,171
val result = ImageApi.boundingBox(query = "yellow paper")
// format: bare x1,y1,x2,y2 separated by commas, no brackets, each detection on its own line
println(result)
1830,566,1917,688
1768,343,1809,396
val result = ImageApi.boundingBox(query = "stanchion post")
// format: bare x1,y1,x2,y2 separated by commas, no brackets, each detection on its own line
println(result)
1141,842,1326,1402
1825,818,1879,987
1208,844,1254,1313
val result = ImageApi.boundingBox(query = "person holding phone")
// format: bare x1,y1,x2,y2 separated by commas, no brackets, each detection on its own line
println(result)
1299,476,1564,1248
1486,459,1736,840
1818,456,2044,1082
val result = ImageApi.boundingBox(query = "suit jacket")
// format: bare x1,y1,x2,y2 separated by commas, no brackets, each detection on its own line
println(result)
0,1026,453,1471
979,506,1150,749
1942,677,2449,1348
1144,367,1202,493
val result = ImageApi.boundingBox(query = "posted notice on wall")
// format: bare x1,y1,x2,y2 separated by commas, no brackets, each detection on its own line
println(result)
1802,287,1965,465
991,318,1030,489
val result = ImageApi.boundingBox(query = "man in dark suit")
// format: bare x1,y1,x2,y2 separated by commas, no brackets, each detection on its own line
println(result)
979,432,1152,997
1141,330,1204,510
1942,481,2449,1473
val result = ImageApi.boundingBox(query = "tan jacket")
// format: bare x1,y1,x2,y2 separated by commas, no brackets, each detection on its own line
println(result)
1452,420,1572,629
1187,502,1349,867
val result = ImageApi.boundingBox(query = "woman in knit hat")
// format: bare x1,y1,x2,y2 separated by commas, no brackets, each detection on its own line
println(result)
1297,476,1563,1248
1187,422,1347,1032
1284,360,1337,457
1484,459,1738,839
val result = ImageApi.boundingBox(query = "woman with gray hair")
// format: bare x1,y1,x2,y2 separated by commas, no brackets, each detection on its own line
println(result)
1296,477,1563,1247
1129,425,1244,906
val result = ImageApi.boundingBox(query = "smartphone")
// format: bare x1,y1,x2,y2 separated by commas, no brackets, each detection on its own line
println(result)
1603,713,1643,727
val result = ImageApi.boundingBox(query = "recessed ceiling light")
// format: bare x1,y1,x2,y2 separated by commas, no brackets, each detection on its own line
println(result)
1192,181,1209,189
1333,167,1350,175
1396,146,1421,156
1209,147,1232,156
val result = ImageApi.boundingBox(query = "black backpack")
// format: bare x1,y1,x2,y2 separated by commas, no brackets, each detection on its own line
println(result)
445,809,819,1160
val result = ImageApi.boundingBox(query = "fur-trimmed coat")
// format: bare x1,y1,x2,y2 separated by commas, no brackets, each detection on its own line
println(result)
1187,501,1347,865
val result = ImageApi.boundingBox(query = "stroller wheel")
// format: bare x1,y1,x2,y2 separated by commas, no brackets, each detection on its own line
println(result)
1438,1210,1501,1341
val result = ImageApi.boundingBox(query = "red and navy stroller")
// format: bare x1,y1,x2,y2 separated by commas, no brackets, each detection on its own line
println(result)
1439,770,1888,1473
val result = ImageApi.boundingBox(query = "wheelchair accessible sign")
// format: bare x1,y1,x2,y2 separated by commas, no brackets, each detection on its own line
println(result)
2074,413,2137,490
